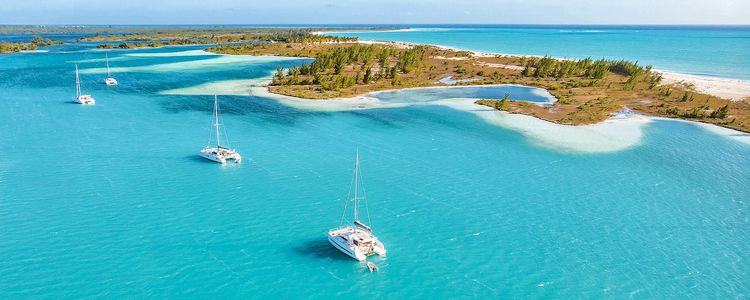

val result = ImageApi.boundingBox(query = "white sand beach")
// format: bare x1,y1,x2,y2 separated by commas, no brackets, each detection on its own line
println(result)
659,71,750,101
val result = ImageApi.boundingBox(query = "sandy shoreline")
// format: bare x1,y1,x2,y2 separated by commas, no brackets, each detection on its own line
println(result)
262,86,749,150
157,72,750,151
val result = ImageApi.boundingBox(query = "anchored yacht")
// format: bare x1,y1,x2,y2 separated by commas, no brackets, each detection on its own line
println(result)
199,95,242,164
104,53,118,85
328,150,386,261
74,64,95,105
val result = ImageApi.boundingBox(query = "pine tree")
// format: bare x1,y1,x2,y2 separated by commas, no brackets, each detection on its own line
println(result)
681,92,691,102
710,104,730,118
364,67,372,83
495,93,511,110
271,67,284,85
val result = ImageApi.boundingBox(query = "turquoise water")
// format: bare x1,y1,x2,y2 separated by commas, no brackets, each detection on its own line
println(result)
371,85,555,105
1,43,749,298
331,25,750,80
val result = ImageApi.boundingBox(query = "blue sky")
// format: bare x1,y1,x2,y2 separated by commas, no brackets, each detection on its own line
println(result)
1,0,748,25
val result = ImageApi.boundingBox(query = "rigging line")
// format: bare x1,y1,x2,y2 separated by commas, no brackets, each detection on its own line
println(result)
359,155,372,227
355,151,362,218
339,159,357,228
207,97,215,147
218,97,232,147
338,194,349,229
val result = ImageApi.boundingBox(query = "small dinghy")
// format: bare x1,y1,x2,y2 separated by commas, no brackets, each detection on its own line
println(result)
367,262,379,272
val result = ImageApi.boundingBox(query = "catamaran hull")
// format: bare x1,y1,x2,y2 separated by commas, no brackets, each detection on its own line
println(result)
199,151,226,164
75,96,95,105
104,78,118,85
199,96,243,165
328,235,366,261
199,148,241,164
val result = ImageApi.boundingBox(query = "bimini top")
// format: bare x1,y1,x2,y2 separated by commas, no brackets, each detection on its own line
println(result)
354,220,372,233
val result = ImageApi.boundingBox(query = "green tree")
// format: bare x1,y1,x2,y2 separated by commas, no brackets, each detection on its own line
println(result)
710,104,730,118
364,67,372,83
495,93,511,110
680,92,692,102
271,67,284,85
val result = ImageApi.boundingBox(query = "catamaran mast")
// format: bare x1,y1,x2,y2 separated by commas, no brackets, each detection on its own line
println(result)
353,149,359,224
214,95,221,147
105,54,111,77
75,64,81,98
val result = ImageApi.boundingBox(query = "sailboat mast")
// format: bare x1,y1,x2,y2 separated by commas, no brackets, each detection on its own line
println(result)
353,149,359,224
75,64,81,98
214,95,221,147
105,54,111,77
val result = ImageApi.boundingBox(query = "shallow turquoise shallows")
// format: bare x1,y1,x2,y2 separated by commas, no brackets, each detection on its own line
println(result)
0,41,749,299
331,25,750,80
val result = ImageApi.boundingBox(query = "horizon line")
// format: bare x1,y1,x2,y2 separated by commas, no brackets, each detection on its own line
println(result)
2,23,750,27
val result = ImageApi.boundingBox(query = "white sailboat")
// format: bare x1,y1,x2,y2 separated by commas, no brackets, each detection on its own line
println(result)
104,53,118,85
74,64,95,105
199,95,242,164
328,150,386,261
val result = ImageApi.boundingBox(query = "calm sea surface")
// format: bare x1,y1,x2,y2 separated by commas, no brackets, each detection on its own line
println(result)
0,36,748,298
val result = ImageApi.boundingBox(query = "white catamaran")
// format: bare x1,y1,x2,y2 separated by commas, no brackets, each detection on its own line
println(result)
104,53,118,86
328,150,386,261
74,64,95,105
199,95,242,164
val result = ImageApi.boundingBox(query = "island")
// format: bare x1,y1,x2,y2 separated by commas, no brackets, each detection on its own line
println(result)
79,28,359,49
0,36,62,53
205,33,748,133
